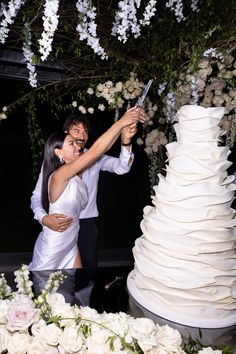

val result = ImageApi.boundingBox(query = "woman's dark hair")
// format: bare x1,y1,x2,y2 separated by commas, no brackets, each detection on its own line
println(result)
42,132,67,212
63,114,90,132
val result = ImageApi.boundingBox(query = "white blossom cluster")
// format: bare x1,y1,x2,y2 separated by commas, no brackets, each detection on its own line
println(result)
22,23,38,88
0,105,8,120
164,91,176,121
111,0,141,43
0,266,224,354
44,271,66,293
144,129,168,156
14,265,33,299
191,0,199,12
0,0,26,44
76,0,108,59
203,47,224,60
171,49,236,146
139,0,157,26
0,273,12,299
166,0,185,22
38,0,60,61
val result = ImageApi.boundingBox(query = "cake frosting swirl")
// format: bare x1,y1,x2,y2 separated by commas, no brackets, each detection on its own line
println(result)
128,105,236,328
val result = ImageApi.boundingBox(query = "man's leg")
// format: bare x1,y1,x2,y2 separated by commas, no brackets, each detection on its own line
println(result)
78,218,98,268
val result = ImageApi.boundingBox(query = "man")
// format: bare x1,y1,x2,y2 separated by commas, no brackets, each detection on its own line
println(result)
31,111,142,268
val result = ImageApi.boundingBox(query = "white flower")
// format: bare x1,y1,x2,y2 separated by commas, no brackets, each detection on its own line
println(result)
88,107,94,114
38,0,60,61
78,105,87,114
0,327,11,352
155,324,182,352
111,0,141,43
58,325,83,353
0,0,27,44
0,299,10,324
76,0,108,59
2,106,7,112
87,87,94,95
198,348,222,354
6,295,36,331
0,112,7,120
98,103,105,111
7,332,30,354
72,101,78,107
40,323,62,346
86,328,110,353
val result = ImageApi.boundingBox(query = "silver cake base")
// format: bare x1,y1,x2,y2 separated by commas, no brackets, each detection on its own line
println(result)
127,271,236,351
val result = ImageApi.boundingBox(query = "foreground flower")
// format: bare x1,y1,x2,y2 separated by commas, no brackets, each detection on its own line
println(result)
0,265,231,354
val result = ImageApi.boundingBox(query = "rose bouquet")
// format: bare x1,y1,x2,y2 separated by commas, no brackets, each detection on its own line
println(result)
0,266,231,354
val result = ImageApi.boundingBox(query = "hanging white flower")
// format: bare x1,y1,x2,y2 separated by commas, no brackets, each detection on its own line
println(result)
111,0,141,43
38,0,60,61
0,0,27,44
76,0,108,59
22,22,38,88
139,0,157,27
166,0,185,22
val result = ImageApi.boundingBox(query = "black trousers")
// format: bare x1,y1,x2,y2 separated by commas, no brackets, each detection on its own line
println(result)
77,218,98,268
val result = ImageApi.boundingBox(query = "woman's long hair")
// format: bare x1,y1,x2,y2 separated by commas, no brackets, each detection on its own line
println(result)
42,132,67,212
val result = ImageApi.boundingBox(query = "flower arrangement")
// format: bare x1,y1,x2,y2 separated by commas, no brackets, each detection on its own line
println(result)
0,265,230,354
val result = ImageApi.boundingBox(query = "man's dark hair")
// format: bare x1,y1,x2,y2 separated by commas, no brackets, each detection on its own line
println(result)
63,114,90,132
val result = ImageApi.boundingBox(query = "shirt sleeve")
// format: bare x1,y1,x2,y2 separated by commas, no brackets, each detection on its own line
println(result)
30,165,47,225
99,145,134,174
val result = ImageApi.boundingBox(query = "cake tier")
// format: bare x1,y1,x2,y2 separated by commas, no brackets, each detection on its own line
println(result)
131,105,236,328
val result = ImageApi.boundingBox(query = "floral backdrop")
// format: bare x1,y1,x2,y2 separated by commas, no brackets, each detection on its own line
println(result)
0,0,235,186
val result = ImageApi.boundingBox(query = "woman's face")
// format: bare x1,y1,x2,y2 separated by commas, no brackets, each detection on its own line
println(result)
59,134,82,163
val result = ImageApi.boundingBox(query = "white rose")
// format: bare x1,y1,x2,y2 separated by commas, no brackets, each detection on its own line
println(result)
72,101,77,107
31,319,46,336
198,348,222,354
155,325,182,352
86,329,110,354
40,323,62,346
0,327,11,352
27,336,48,354
58,325,83,353
7,332,30,354
77,306,101,322
127,317,156,340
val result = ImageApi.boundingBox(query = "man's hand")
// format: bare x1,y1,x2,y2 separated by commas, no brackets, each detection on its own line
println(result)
42,214,73,232
121,122,138,146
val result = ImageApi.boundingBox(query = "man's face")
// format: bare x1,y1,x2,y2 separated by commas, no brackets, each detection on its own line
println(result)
67,122,89,150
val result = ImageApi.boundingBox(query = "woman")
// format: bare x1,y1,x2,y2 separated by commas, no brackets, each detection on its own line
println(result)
29,107,145,271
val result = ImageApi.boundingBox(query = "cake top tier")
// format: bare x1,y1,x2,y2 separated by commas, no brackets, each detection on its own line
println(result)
174,105,225,143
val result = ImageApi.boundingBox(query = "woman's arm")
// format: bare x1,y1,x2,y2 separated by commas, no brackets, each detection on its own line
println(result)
57,107,144,180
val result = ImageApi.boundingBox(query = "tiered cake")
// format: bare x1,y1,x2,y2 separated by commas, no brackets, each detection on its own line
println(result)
127,105,236,328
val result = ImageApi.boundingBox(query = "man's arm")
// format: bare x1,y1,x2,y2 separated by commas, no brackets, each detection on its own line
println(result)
99,122,137,173
31,165,72,231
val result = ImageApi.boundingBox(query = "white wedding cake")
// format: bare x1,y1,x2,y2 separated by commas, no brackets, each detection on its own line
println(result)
127,105,236,328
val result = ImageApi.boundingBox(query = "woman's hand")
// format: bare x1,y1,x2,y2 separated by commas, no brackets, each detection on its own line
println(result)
119,107,146,127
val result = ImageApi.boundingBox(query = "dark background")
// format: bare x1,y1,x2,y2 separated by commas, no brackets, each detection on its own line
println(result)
0,78,151,253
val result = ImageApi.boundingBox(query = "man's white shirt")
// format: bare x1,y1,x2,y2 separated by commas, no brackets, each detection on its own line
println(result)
31,146,134,224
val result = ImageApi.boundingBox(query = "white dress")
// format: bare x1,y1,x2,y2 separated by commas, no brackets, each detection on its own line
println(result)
29,175,88,271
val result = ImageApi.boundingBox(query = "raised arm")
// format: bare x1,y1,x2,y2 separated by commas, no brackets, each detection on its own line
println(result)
55,107,145,182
